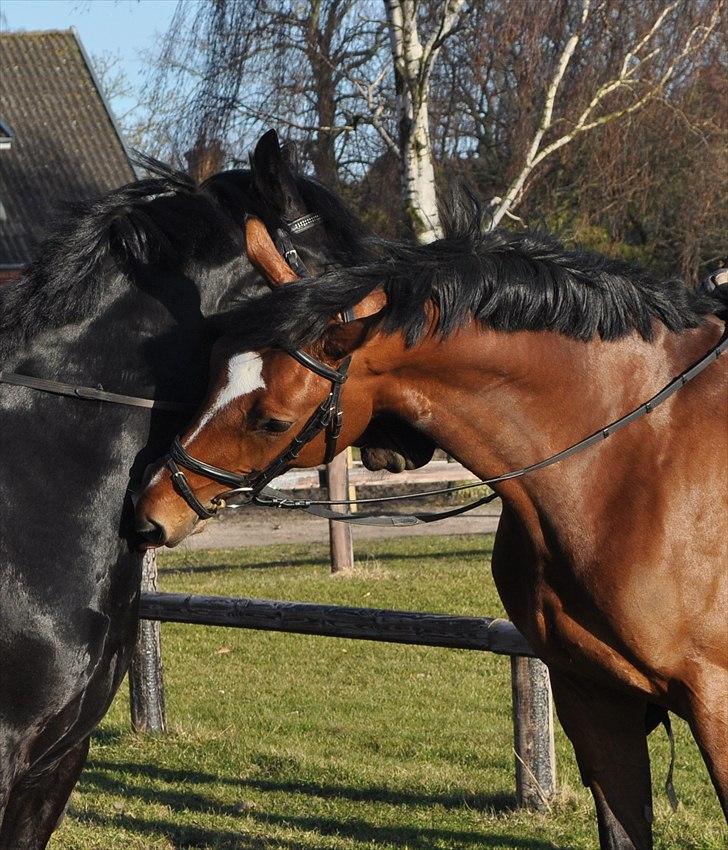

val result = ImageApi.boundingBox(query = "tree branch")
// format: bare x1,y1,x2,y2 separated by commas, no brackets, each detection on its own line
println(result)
489,0,591,227
489,0,722,229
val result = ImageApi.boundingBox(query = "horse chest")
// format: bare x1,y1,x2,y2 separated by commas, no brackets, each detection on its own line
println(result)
492,510,667,696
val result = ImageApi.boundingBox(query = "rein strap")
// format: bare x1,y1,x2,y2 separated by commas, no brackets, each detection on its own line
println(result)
0,371,193,412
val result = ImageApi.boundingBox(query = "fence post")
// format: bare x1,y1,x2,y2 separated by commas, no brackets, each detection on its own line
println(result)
346,447,358,512
326,451,354,573
510,656,556,809
129,549,167,734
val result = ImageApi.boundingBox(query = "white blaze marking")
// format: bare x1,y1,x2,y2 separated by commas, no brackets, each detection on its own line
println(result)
185,352,265,443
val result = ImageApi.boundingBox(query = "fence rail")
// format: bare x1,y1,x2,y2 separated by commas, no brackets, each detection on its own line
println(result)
139,591,533,655
276,458,478,491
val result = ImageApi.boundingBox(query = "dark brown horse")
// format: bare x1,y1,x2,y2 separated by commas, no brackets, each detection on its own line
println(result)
136,201,727,849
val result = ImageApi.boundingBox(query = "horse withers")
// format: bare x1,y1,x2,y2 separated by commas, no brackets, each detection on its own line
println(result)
136,200,727,849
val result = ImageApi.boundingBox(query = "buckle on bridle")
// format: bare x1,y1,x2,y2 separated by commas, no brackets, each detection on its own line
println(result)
329,406,343,440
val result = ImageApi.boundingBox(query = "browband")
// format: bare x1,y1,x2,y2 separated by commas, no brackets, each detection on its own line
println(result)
287,214,323,233
283,348,350,383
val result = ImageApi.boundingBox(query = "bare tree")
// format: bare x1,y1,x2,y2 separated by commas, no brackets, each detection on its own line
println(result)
487,0,724,228
138,0,725,278
147,0,386,183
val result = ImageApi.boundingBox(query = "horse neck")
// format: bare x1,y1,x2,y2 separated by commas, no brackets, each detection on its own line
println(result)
369,319,721,545
7,273,209,406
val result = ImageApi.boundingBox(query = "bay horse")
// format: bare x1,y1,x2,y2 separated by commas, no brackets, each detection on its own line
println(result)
0,128,392,848
136,198,727,850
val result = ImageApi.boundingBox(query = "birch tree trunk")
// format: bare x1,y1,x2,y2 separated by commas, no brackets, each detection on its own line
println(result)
385,0,464,243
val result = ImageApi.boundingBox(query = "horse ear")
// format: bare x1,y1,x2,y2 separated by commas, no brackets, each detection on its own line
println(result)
245,216,299,287
322,315,378,360
251,129,305,218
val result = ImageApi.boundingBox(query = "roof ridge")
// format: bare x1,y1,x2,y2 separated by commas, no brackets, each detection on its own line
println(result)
0,26,136,266
69,27,136,177
0,29,75,38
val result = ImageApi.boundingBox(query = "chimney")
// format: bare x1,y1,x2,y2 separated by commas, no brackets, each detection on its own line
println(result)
185,137,225,183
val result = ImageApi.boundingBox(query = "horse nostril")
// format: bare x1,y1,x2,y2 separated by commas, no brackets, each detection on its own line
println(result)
134,517,167,549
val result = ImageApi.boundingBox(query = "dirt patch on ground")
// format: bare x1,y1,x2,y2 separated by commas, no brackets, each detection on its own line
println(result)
175,503,502,551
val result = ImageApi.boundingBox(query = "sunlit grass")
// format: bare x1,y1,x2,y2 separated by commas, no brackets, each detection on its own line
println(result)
53,535,725,849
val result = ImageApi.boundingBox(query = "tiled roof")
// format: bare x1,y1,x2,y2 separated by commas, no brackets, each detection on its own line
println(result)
0,29,135,266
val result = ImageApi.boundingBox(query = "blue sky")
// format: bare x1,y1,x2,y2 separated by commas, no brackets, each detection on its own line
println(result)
1,0,178,120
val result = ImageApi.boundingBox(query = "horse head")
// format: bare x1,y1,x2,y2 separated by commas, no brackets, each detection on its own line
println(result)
134,299,406,546
229,130,435,474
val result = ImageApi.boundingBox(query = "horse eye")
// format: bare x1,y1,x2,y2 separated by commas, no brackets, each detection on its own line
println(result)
262,418,293,434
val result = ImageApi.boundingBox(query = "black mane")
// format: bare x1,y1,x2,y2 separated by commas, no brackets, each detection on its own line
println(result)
0,156,366,359
214,194,718,351
0,159,232,358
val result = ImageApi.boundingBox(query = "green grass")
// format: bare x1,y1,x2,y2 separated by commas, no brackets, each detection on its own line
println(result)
53,535,725,849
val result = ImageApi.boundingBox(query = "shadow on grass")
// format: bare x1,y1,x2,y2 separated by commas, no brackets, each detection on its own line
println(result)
69,810,300,850
246,777,517,814
72,806,569,850
90,727,128,747
79,760,573,849
83,761,514,813
158,545,492,576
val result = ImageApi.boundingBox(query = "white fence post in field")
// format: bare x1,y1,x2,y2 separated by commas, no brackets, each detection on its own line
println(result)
510,656,556,809
326,451,354,573
129,549,167,734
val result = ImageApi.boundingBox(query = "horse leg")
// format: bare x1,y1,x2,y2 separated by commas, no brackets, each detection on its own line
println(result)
0,736,90,850
683,670,728,817
550,671,653,850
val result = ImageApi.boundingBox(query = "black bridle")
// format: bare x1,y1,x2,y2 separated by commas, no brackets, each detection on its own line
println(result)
162,283,728,526
162,211,363,520
275,213,326,278
165,344,352,520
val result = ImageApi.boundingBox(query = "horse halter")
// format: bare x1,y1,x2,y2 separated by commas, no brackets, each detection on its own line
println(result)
164,346,352,519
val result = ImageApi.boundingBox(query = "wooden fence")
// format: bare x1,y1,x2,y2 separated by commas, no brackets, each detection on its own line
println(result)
132,555,556,811
277,453,480,572
275,455,478,490
130,458,555,812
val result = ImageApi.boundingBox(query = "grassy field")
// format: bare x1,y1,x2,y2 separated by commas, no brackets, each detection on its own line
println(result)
53,535,725,850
